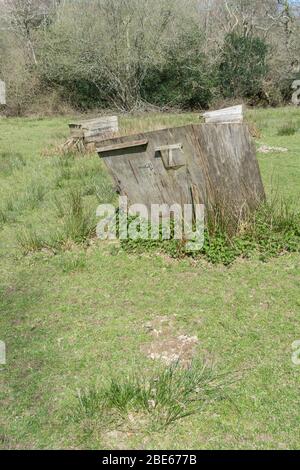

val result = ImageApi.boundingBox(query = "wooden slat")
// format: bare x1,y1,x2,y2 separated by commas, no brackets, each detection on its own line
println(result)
202,105,243,124
0,80,6,105
97,139,148,154
83,125,118,138
155,143,183,152
69,116,118,131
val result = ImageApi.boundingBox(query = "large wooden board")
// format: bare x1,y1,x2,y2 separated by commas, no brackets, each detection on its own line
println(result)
97,123,265,221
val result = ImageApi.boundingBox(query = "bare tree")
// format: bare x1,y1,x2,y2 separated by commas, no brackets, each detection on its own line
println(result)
2,0,58,64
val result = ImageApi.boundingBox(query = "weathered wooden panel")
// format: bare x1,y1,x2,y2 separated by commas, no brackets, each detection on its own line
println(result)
97,139,148,153
202,105,243,124
69,116,118,143
97,123,265,221
0,80,6,105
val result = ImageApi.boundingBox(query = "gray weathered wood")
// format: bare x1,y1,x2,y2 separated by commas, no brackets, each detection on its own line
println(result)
0,80,6,105
97,139,148,153
97,123,265,223
202,105,243,123
69,116,118,144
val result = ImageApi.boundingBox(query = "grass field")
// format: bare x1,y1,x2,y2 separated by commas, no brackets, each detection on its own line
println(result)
0,107,300,449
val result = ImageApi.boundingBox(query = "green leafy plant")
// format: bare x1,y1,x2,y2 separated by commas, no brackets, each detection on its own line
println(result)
142,26,213,109
121,198,300,266
218,32,268,102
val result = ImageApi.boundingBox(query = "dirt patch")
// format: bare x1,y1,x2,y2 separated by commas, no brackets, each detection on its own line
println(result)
141,316,199,367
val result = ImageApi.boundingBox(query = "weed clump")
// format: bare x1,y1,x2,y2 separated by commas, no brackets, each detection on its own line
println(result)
17,227,48,254
0,151,26,176
74,361,231,431
277,123,298,136
59,189,96,244
17,189,96,254
121,198,300,265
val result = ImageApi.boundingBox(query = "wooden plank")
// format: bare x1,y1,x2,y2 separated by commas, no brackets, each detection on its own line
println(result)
84,132,118,144
83,124,118,138
69,116,118,130
0,80,6,105
202,105,243,124
97,139,148,154
155,143,183,152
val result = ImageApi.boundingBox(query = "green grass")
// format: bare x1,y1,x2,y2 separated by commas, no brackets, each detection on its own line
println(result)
120,199,300,265
0,151,26,176
277,123,298,136
74,361,232,432
0,108,300,449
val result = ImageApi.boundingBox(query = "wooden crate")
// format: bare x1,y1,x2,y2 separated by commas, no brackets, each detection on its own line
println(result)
69,116,118,144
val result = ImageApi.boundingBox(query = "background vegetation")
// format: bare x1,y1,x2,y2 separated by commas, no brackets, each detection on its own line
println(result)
0,108,300,449
0,0,300,115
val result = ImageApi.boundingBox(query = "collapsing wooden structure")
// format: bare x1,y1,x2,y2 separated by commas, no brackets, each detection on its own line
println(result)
96,123,265,223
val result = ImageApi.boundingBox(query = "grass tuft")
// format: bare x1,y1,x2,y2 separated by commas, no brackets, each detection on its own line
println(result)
60,189,96,244
277,123,298,136
16,227,48,254
54,152,76,188
24,181,46,210
74,361,231,430
56,251,87,273
0,151,26,176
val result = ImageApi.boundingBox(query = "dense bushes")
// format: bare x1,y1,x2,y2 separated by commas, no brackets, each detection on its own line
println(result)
141,28,214,109
218,33,269,102
0,0,299,114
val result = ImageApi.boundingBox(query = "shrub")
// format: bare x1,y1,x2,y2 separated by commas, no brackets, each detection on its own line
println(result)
142,27,213,109
218,33,268,102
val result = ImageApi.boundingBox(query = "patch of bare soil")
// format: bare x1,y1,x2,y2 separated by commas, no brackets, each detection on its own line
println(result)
141,316,199,367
